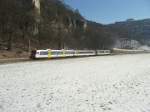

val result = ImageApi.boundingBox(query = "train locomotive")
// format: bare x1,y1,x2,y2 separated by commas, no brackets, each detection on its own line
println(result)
30,49,111,59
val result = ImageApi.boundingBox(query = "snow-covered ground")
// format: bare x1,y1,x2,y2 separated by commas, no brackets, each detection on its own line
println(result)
0,54,150,112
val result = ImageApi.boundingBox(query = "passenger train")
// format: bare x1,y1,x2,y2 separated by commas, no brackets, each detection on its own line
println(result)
30,49,111,59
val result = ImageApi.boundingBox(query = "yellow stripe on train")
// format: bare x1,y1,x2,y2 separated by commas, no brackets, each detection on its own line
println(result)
48,50,51,58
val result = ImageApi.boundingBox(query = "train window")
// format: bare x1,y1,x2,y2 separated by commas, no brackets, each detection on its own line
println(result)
99,51,104,53
51,52,57,55
51,51,63,55
57,51,63,55
65,51,75,54
78,51,93,54
40,51,48,55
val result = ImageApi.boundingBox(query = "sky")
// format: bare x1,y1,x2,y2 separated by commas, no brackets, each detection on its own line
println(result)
64,0,150,24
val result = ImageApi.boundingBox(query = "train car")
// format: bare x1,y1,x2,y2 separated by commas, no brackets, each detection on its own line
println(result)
30,49,111,59
63,50,75,57
31,49,49,59
50,50,65,58
96,50,111,55
112,48,145,54
75,50,96,56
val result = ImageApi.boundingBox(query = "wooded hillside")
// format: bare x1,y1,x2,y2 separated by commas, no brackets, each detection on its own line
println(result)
0,0,115,53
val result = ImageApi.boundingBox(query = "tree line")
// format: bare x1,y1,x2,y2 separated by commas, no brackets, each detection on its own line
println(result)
0,0,115,51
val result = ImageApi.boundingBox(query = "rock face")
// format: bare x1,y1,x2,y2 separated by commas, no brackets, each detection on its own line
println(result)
33,0,40,15
32,0,40,36
31,0,88,49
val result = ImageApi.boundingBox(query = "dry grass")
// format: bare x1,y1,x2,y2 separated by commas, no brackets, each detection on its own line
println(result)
0,50,29,59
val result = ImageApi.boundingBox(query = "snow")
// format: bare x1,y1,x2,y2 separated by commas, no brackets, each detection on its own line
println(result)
138,45,150,50
0,54,150,112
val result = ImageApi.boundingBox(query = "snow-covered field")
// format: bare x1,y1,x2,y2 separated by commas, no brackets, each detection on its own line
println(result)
0,54,150,112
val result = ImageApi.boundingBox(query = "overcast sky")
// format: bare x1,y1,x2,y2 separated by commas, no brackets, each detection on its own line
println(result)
64,0,150,24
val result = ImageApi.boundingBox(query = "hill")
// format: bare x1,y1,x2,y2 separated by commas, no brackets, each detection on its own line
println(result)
0,0,150,58
108,19,150,46
0,0,115,55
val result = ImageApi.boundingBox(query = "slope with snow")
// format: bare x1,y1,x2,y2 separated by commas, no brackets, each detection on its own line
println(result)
0,54,150,112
